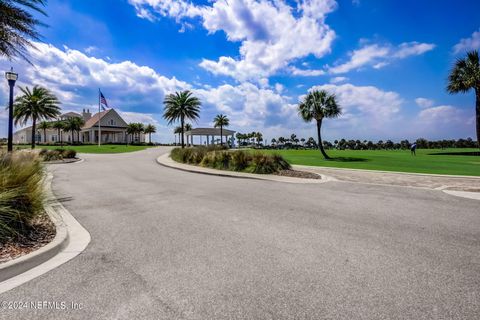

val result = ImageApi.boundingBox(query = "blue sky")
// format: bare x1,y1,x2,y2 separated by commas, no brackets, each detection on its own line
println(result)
1,0,480,143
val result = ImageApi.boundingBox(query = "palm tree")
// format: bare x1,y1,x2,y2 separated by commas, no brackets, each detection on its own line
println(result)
14,86,61,149
64,116,84,144
0,0,47,63
298,90,341,159
447,50,480,147
126,123,136,145
163,90,201,148
174,126,182,145
255,132,263,146
144,124,156,143
38,121,50,143
52,119,65,145
213,114,230,146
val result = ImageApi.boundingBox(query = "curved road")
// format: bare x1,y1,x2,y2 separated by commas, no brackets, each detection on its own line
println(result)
1,147,480,319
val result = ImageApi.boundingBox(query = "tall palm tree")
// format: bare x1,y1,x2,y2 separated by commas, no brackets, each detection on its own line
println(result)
163,90,201,148
52,119,65,145
447,50,480,147
38,120,50,143
213,114,229,146
0,0,47,62
144,124,156,143
14,85,61,149
298,90,341,159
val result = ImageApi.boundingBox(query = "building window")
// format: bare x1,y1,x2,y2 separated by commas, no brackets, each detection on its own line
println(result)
109,119,116,126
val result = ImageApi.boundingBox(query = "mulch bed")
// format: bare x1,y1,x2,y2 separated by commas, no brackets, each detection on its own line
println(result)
0,213,56,263
274,169,321,179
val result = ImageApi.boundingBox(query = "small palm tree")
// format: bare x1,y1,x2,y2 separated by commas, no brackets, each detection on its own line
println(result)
447,50,480,147
64,116,84,144
163,90,201,148
298,90,341,159
0,0,47,63
52,120,65,146
174,126,182,145
213,114,230,146
144,124,156,143
126,123,136,145
14,86,61,149
38,121,50,143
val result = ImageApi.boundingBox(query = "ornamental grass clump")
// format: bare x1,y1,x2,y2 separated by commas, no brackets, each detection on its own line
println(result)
0,152,46,242
171,147,290,174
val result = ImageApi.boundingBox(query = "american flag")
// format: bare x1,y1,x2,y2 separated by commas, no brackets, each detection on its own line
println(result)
100,91,108,110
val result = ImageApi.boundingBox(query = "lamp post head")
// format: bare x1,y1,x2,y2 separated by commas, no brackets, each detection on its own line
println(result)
5,67,18,83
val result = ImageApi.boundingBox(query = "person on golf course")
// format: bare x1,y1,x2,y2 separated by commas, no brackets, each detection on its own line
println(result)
410,142,417,156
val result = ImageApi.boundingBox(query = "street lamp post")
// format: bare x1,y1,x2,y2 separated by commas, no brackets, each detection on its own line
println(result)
5,68,18,152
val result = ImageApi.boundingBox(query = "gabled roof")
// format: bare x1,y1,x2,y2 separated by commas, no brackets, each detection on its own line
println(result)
82,110,109,129
61,111,82,118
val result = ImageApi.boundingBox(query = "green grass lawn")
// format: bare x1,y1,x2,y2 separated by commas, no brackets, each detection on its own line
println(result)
13,144,155,154
263,148,480,176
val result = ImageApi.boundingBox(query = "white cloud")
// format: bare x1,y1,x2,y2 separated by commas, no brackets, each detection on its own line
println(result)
329,41,435,74
0,42,190,142
84,46,98,54
289,66,326,76
412,105,474,139
415,97,435,109
330,76,348,83
130,0,337,81
453,28,480,54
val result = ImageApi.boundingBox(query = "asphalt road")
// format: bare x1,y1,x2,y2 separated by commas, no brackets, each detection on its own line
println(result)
1,147,480,319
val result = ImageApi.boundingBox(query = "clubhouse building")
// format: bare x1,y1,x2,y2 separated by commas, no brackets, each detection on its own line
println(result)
13,108,145,144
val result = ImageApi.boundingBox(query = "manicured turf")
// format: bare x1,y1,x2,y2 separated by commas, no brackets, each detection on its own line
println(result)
13,144,155,154
263,148,480,176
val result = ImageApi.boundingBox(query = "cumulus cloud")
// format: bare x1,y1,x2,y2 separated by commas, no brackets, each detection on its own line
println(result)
415,97,435,109
453,28,480,54
329,76,348,83
0,42,190,142
129,0,337,81
289,66,326,76
329,41,435,74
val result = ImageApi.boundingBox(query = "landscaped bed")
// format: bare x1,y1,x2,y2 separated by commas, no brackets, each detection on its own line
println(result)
0,152,56,263
171,146,319,178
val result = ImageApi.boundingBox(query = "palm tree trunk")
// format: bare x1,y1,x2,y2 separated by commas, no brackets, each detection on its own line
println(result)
181,116,185,148
476,87,480,148
316,118,330,159
220,126,223,145
31,119,37,149
149,132,152,143
71,131,74,145
43,129,47,143
57,128,61,146
77,131,80,144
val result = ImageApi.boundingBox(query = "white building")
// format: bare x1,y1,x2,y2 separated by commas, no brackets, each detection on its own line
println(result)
13,108,145,144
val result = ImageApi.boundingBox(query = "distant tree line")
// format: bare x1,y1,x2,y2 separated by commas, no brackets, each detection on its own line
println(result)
250,136,478,150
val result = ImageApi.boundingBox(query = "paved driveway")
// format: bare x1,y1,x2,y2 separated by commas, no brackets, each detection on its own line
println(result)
1,147,479,319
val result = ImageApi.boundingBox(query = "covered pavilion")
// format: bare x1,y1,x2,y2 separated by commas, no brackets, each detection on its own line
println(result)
185,128,236,147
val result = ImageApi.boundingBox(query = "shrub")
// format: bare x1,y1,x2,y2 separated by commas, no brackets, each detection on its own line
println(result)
60,149,76,159
0,152,45,242
230,150,250,171
171,147,290,174
42,150,63,161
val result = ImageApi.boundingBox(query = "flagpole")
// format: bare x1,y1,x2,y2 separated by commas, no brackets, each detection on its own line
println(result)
98,88,101,147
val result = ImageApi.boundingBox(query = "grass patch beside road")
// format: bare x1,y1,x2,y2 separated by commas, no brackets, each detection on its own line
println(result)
12,144,154,154
263,148,480,176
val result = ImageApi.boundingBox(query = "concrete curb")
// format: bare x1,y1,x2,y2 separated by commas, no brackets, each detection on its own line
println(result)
0,173,91,294
442,190,480,201
292,164,480,180
156,153,334,184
